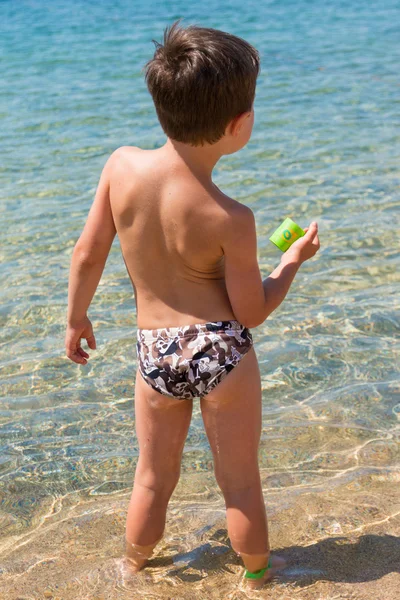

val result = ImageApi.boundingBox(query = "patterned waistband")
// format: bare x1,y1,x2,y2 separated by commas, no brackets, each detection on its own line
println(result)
137,320,247,343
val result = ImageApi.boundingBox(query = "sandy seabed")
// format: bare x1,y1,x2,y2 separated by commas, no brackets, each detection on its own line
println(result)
1,469,399,600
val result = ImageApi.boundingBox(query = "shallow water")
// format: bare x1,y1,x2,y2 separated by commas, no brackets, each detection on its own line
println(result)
1,0,400,598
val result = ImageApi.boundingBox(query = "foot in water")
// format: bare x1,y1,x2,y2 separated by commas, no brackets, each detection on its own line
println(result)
124,537,161,572
244,554,287,589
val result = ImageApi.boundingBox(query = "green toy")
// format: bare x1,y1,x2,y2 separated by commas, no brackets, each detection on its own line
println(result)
269,218,305,252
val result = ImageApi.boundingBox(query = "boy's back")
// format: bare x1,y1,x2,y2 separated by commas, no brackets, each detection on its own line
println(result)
111,144,238,329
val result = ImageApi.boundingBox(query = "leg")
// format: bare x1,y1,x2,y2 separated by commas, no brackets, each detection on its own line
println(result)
200,346,285,586
125,370,193,570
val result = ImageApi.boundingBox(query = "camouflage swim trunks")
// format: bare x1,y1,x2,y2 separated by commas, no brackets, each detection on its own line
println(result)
136,320,253,399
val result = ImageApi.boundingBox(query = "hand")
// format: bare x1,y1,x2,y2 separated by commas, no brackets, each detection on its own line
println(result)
65,316,96,365
284,221,320,264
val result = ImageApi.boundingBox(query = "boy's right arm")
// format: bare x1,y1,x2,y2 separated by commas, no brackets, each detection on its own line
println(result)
222,206,319,329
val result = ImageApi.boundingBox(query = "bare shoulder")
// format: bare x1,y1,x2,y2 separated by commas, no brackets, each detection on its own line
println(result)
213,187,255,238
105,146,159,196
106,145,146,172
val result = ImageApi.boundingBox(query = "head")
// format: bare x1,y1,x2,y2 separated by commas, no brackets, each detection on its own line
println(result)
145,21,259,153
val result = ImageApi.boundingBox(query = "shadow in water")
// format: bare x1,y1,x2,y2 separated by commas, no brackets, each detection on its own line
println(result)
149,531,400,586
275,533,400,587
149,528,240,583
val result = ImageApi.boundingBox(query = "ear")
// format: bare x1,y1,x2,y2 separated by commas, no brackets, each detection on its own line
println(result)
228,111,251,137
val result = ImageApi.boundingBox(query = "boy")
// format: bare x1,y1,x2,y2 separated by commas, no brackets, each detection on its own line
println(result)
65,22,320,588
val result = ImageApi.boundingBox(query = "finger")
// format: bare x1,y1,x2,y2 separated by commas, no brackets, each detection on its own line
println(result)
66,350,87,365
313,234,320,248
74,356,87,365
86,334,96,350
84,321,97,350
66,338,87,364
75,340,89,360
74,355,87,365
305,221,318,239
77,347,89,359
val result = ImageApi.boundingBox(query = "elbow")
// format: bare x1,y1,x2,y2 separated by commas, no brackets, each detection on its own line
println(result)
238,313,266,330
244,320,264,329
240,307,273,329
241,319,260,329
72,242,100,267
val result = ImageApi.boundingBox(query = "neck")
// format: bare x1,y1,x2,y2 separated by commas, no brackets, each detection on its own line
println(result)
163,138,223,180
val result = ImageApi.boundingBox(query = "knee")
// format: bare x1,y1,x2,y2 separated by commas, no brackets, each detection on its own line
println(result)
135,461,181,498
218,480,262,505
215,464,261,499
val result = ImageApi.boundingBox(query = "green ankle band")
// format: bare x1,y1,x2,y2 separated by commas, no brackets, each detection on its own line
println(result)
244,558,272,579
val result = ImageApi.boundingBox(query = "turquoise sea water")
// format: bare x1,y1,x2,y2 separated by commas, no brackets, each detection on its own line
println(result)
1,1,400,598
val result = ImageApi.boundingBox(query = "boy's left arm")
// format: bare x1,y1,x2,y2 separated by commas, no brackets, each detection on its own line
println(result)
65,151,118,365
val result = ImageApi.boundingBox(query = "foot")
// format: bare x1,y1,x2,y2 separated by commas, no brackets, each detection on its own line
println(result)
123,554,148,572
244,554,287,589
124,538,160,572
119,555,146,577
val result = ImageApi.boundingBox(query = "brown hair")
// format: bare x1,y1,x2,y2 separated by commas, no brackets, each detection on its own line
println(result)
145,21,260,146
